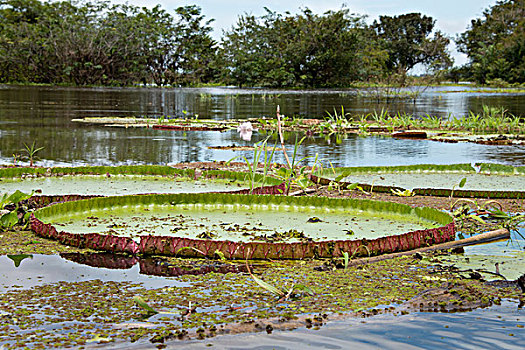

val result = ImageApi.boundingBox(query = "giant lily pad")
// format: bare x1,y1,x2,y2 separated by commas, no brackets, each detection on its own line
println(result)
313,163,525,198
0,166,282,200
31,193,454,259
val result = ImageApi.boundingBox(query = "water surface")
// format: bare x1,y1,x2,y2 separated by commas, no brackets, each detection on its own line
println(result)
177,301,524,350
1,85,524,168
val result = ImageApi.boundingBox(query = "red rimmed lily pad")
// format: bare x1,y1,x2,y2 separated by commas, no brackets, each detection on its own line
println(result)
31,193,454,259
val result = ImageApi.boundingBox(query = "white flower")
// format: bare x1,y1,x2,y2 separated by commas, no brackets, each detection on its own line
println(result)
237,122,253,133
237,122,253,141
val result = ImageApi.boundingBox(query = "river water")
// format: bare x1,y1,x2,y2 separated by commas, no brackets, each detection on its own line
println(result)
0,85,524,167
0,85,524,349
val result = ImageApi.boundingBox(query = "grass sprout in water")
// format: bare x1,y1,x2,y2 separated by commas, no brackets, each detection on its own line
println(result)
246,259,314,301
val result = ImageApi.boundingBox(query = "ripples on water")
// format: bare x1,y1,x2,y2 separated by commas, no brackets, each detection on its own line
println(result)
0,85,524,167
1,253,523,349
1,85,524,349
177,302,524,350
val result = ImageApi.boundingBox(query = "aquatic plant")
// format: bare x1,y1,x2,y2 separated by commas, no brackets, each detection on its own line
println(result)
391,188,415,197
22,141,44,167
313,163,525,199
450,199,488,234
486,210,525,237
0,190,32,230
273,135,313,193
237,121,254,141
229,136,279,193
351,105,523,135
266,106,314,194
325,106,351,131
31,192,455,259
6,254,33,267
246,260,314,300
12,153,21,166
449,177,467,209
133,296,158,315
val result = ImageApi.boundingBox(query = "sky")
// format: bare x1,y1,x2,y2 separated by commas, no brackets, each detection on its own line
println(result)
117,0,497,67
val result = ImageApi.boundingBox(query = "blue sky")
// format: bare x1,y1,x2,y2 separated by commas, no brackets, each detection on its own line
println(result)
120,0,497,66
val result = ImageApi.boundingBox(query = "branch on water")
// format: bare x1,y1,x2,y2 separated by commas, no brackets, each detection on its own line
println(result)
347,228,510,267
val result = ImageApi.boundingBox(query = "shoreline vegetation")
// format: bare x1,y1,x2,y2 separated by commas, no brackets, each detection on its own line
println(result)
72,105,525,147
0,0,523,88
2,81,525,90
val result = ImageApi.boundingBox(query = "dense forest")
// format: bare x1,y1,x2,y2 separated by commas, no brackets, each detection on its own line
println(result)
0,0,522,87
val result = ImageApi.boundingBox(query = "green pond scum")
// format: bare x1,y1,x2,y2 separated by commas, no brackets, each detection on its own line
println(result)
0,230,523,349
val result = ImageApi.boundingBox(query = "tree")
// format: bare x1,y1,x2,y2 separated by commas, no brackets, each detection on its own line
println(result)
220,7,374,87
372,13,452,74
0,0,218,86
456,0,524,84
0,0,57,83
169,5,218,86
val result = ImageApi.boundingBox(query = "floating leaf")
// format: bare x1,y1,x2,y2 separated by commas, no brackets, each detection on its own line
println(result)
459,177,467,188
346,183,359,190
307,217,322,223
133,296,158,314
250,274,284,297
334,174,346,182
467,214,486,224
488,209,510,220
1,211,19,229
1,190,32,208
293,284,314,296
391,188,415,197
86,335,112,343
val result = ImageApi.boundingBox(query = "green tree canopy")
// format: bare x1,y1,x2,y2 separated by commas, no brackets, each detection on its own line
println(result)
372,13,452,74
0,1,456,87
220,7,380,87
0,0,217,85
456,0,524,84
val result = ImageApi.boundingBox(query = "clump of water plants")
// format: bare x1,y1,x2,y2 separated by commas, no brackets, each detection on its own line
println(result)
0,190,32,231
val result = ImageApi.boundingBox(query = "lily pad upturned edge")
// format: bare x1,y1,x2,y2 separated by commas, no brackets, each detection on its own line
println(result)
30,193,455,260
1,166,285,208
312,163,525,199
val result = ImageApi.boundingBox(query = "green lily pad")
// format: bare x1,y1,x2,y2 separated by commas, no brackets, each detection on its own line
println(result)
7,254,33,267
32,193,455,259
315,163,525,198
0,166,280,196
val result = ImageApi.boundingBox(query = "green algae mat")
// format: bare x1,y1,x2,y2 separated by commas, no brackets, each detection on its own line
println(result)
0,254,521,349
31,193,455,259
313,163,525,199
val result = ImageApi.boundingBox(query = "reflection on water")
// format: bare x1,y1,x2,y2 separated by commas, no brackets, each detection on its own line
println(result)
0,85,523,121
1,85,524,348
0,254,189,291
0,254,249,292
463,228,525,257
1,253,523,349
1,127,525,168
0,85,524,167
